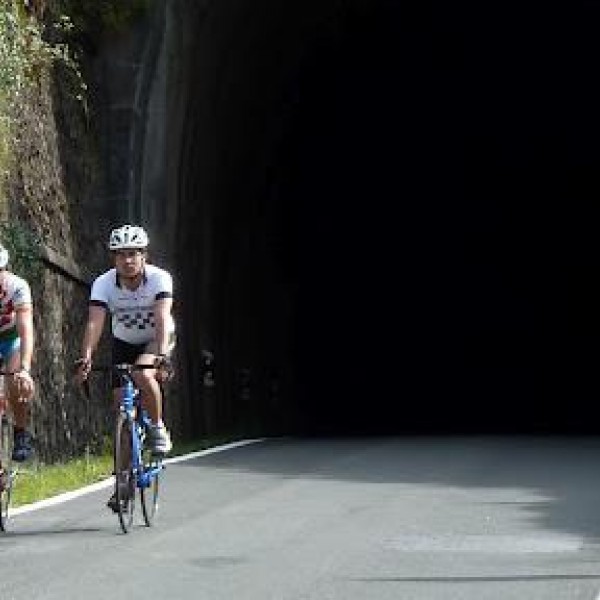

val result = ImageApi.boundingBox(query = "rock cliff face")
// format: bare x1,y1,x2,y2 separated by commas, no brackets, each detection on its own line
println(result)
5,69,110,461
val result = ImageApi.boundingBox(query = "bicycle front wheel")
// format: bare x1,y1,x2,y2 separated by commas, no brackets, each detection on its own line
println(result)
114,413,136,533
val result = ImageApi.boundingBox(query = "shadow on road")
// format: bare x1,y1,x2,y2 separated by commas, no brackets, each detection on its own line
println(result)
0,526,105,539
174,435,600,546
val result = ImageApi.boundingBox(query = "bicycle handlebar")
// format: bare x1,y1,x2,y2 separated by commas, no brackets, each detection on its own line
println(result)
89,363,157,373
78,363,157,399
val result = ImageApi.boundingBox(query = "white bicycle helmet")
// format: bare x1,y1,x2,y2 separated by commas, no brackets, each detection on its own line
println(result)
108,224,149,250
0,244,9,268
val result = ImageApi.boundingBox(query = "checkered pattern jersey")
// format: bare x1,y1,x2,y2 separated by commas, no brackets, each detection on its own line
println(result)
89,264,174,345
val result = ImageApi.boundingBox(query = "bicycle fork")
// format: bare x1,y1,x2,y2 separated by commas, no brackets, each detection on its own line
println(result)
135,414,163,488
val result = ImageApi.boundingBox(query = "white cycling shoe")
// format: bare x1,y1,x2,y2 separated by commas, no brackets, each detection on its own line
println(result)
146,424,172,456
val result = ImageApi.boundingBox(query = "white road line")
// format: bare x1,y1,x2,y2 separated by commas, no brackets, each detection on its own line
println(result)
164,438,264,465
10,438,265,516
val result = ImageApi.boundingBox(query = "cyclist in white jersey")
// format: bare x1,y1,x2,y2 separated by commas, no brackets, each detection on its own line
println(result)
75,225,175,465
0,243,35,462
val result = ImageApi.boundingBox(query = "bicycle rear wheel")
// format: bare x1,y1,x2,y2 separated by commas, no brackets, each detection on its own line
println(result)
140,453,160,527
0,414,12,532
114,413,136,533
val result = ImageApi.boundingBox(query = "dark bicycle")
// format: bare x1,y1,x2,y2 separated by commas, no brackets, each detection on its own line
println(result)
88,363,165,533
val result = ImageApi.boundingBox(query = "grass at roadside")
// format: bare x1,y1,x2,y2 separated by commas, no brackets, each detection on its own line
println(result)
12,452,113,507
11,436,242,508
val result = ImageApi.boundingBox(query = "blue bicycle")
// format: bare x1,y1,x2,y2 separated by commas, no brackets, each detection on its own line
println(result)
90,363,165,533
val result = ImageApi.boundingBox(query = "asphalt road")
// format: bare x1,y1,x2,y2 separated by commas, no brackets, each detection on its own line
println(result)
2,436,600,599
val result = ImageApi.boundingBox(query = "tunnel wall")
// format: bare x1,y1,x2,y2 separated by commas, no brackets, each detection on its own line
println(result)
165,0,482,436
166,0,356,436
161,2,600,435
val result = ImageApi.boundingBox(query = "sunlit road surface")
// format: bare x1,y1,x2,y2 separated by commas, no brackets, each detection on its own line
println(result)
2,436,600,599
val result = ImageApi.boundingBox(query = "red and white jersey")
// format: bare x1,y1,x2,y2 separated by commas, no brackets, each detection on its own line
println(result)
0,271,32,335
90,264,175,345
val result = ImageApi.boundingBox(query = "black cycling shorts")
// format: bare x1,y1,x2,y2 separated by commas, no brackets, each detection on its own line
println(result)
111,337,148,389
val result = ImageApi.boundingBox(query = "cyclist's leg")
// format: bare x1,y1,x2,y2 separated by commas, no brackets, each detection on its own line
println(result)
0,352,6,492
132,354,171,455
111,336,145,414
134,336,175,455
3,339,34,462
6,348,31,427
0,355,5,419
132,352,161,423
111,386,128,459
135,334,175,423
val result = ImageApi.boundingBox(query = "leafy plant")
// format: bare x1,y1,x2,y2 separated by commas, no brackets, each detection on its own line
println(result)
56,0,151,45
0,221,41,281
0,1,86,180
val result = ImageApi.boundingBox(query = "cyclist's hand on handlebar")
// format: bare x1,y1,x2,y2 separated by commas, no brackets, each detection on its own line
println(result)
73,357,92,385
14,369,34,398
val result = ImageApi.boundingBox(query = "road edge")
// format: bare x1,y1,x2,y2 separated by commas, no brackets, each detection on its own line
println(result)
10,438,265,516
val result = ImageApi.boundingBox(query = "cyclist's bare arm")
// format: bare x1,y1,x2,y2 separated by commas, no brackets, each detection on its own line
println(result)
153,297,173,357
14,305,34,397
15,304,33,372
75,305,106,383
151,297,173,382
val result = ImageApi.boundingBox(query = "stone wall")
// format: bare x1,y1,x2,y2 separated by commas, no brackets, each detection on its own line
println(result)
31,266,111,461
2,67,113,460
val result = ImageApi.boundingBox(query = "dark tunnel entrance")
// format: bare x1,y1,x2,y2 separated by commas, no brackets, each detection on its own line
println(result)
171,2,600,436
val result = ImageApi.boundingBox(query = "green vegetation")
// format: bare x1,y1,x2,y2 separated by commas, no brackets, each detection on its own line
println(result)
0,221,42,281
11,436,241,507
12,451,113,506
0,1,85,182
56,0,151,44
